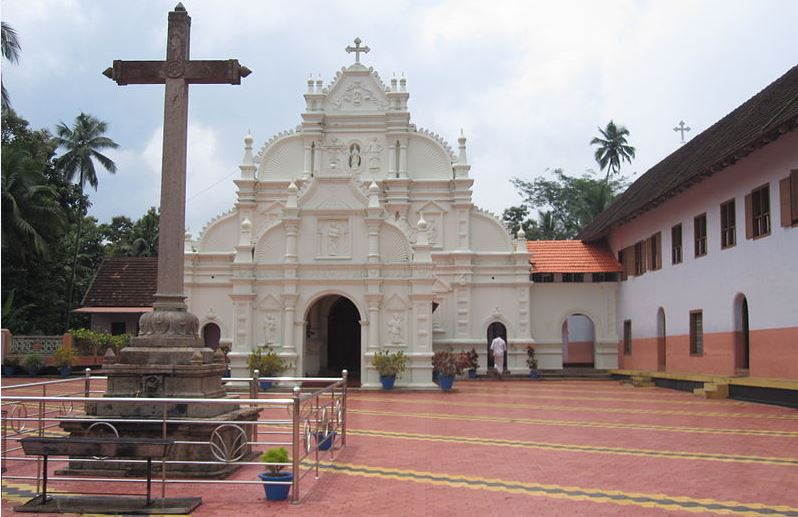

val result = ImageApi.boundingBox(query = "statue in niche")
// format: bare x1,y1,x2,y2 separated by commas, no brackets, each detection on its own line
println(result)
387,314,403,344
367,138,382,170
349,143,361,170
263,314,277,344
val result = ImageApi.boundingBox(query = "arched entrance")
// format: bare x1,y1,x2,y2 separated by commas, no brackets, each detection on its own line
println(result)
657,308,666,371
304,294,361,380
562,314,595,367
202,323,221,351
486,322,507,371
734,294,750,372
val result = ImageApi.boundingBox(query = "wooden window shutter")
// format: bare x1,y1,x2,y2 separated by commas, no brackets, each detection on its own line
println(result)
641,239,648,273
646,237,653,271
780,177,791,227
624,245,635,277
655,232,662,269
791,169,798,224
745,193,753,239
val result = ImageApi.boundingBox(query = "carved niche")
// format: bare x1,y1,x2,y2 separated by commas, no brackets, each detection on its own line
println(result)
256,294,283,346
383,294,410,345
316,218,351,259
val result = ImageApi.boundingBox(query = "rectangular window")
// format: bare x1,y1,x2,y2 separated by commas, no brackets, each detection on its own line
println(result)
649,232,662,270
671,224,682,264
562,273,584,283
623,320,632,355
531,273,554,283
110,322,127,336
689,311,703,356
751,184,771,238
694,214,707,257
720,199,736,249
592,272,618,282
779,171,798,228
634,241,645,276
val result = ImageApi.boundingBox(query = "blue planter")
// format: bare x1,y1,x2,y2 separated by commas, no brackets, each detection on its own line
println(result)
380,375,396,390
438,374,455,391
3,366,15,376
316,431,337,451
259,380,273,391
467,369,477,379
528,370,540,379
59,367,72,378
258,472,293,501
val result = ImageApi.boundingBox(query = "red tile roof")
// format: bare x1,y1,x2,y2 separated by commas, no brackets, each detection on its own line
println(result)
80,257,158,308
526,240,621,273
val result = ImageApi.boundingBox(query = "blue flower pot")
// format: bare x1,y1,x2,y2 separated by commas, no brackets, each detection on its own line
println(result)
438,374,455,391
259,380,273,391
3,366,15,376
316,432,337,451
258,472,293,501
468,369,477,379
59,367,72,378
528,370,540,379
380,375,396,390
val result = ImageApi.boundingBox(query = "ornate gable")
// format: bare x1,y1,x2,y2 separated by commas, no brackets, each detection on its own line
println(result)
322,65,389,114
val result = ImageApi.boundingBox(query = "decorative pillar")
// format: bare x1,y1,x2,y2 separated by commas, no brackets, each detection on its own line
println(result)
388,143,397,175
399,142,408,178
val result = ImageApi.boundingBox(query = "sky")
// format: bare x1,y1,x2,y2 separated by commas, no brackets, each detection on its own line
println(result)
3,0,797,235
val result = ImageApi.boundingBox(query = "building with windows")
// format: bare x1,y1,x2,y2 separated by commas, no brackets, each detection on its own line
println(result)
579,65,798,380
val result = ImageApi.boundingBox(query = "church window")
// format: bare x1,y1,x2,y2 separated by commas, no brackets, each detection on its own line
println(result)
648,232,662,270
531,273,554,283
562,273,584,283
720,199,736,249
623,320,632,355
779,170,798,228
110,322,126,335
671,224,682,264
690,310,703,356
592,272,618,282
694,214,707,257
746,184,771,238
634,241,646,276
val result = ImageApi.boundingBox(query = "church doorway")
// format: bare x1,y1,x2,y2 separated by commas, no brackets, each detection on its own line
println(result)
656,308,666,371
486,322,507,371
562,314,595,367
304,295,361,381
734,294,750,372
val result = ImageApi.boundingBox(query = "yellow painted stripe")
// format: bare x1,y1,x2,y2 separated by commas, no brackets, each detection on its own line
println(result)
316,461,798,516
348,395,798,420
349,408,798,437
348,428,798,466
451,387,751,406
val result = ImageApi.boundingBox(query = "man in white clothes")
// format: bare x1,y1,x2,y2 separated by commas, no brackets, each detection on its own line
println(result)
490,335,507,378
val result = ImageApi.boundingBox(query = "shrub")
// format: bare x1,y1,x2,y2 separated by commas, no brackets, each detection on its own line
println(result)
260,447,289,476
465,348,479,371
70,329,131,356
3,356,19,367
247,345,288,376
53,345,77,368
371,350,408,378
526,345,538,370
23,352,44,374
432,347,469,377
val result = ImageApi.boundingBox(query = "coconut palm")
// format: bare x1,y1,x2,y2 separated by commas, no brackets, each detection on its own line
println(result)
590,120,636,182
1,22,22,108
54,113,118,328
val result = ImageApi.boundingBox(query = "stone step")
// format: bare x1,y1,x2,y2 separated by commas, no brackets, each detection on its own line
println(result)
694,382,729,399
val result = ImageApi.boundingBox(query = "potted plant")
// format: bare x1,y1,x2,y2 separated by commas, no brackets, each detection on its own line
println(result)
432,347,469,391
526,345,540,379
2,356,18,376
22,352,44,376
465,348,479,379
247,345,288,390
53,345,77,378
371,349,408,390
258,447,292,501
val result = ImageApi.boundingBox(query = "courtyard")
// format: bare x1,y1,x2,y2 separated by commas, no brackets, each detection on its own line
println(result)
2,377,797,516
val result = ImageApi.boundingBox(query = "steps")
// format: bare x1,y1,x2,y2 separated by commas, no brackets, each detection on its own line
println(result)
539,369,614,381
693,382,729,399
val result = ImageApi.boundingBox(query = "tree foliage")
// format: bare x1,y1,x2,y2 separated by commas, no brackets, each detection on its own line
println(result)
590,120,636,181
1,22,22,108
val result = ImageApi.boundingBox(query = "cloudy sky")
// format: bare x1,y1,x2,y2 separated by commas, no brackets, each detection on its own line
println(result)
3,0,797,234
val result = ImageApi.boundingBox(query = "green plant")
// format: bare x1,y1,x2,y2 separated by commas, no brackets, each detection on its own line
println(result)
371,350,408,378
260,447,289,476
465,348,479,371
3,356,19,367
526,345,538,371
247,345,288,376
432,347,469,377
53,345,77,368
22,352,44,374
70,328,131,356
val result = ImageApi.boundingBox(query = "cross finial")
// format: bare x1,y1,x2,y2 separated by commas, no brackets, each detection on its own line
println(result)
345,37,370,64
673,120,691,143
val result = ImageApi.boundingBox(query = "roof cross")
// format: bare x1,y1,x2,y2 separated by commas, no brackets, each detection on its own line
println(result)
345,37,370,64
673,120,691,143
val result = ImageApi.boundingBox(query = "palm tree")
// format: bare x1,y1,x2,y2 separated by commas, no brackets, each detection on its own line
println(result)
54,113,118,329
1,22,22,108
590,120,636,183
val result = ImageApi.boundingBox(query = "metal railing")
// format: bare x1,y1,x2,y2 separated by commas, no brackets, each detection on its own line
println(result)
0,369,348,506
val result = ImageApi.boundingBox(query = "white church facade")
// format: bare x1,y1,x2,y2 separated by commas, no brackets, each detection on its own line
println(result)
182,48,621,388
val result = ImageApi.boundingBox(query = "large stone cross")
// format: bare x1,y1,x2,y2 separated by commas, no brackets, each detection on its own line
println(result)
345,37,370,64
103,3,251,311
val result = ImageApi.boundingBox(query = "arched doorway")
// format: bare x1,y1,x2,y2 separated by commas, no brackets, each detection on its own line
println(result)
486,322,507,371
202,323,221,351
734,294,750,372
657,308,666,371
562,314,595,367
304,294,361,380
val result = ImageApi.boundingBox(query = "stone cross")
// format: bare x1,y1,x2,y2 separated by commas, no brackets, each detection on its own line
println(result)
673,120,691,143
345,37,370,64
103,3,251,311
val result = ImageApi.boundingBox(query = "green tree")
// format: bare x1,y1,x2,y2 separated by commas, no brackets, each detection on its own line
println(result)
590,120,636,183
1,22,21,108
129,207,159,257
99,215,135,256
54,113,119,328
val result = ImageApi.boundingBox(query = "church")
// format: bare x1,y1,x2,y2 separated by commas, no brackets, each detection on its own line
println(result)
181,43,622,388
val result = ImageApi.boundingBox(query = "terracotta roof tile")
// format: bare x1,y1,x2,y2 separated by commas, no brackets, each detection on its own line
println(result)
526,240,621,273
80,257,158,308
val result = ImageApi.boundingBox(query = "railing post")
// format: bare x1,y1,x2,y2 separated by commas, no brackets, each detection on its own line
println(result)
250,369,259,444
83,368,91,398
341,369,348,447
291,385,301,504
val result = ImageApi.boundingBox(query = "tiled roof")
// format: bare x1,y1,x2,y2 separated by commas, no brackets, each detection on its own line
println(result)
579,64,798,242
80,257,158,308
527,240,621,273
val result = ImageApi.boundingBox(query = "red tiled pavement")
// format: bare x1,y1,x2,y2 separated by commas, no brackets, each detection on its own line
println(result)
2,376,797,516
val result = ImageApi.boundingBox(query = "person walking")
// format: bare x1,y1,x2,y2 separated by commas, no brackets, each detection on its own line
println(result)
490,334,507,379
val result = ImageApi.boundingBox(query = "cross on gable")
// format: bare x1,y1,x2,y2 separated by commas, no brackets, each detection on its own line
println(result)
345,37,370,64
673,120,691,143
